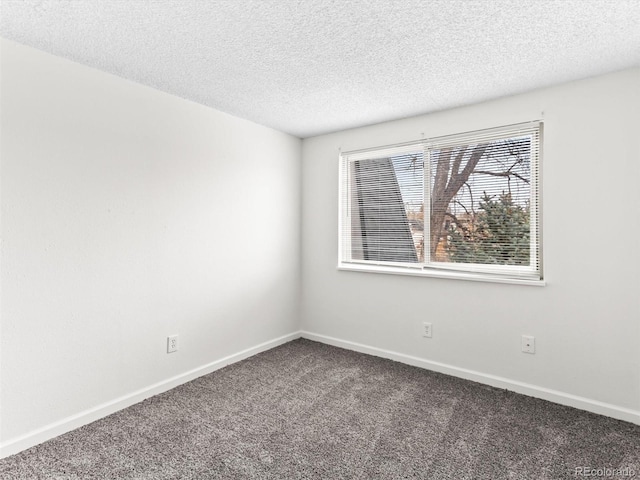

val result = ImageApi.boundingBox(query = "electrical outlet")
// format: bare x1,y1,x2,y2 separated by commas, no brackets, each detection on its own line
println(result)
422,322,432,338
167,335,178,353
521,335,535,354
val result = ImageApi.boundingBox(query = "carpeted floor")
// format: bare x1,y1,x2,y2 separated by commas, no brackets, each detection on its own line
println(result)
1,339,638,479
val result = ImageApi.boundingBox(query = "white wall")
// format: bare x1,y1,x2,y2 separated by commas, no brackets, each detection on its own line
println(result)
0,39,301,452
301,68,640,421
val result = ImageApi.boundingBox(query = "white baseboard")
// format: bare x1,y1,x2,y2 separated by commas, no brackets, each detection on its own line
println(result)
0,331,302,459
301,331,640,426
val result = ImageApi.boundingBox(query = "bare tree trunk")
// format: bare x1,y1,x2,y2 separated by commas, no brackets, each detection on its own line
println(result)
429,145,488,259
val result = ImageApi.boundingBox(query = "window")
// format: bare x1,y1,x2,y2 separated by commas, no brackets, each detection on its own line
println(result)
339,121,542,283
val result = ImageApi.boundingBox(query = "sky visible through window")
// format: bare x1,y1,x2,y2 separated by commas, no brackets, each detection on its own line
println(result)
391,154,424,212
436,136,532,218
391,136,532,210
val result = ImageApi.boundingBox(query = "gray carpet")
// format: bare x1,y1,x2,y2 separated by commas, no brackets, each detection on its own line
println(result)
1,339,638,479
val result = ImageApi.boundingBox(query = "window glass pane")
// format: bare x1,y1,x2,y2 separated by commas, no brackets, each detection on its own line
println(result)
429,135,532,266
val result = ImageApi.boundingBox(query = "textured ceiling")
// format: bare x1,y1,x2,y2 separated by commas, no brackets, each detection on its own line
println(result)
1,0,639,138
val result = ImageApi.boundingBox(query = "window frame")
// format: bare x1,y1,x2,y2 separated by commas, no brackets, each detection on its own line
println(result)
338,121,544,286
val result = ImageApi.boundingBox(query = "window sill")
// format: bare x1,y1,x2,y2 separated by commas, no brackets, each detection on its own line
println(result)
337,263,546,286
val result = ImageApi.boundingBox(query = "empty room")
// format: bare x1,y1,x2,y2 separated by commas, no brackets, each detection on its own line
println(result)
1,0,639,478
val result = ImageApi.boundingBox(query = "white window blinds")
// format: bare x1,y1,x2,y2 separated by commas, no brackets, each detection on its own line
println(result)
339,122,542,281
